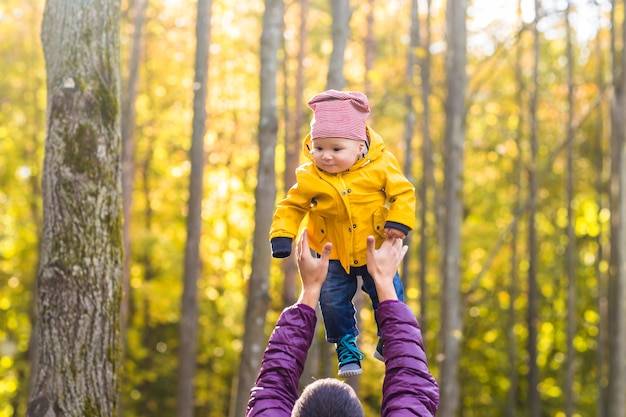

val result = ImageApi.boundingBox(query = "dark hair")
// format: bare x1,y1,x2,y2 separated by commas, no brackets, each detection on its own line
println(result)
292,378,364,417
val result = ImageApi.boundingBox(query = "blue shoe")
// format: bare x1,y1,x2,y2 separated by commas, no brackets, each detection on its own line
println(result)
374,338,384,362
337,334,364,377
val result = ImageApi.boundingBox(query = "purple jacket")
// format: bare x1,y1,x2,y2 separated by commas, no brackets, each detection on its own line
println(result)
246,300,439,416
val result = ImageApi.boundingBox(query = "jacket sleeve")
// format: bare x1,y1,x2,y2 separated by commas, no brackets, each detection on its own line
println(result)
382,152,416,230
378,300,439,417
269,167,315,241
246,304,317,417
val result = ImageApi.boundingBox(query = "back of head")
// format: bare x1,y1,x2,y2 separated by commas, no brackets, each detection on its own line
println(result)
292,378,364,417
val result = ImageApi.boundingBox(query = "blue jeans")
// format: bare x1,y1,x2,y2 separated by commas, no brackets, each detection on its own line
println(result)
319,260,405,343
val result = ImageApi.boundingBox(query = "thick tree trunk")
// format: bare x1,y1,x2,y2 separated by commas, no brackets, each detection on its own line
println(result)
438,1,467,416
176,0,212,416
29,0,123,416
233,0,283,415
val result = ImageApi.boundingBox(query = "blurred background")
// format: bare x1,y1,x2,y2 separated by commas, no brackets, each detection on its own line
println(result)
1,0,625,416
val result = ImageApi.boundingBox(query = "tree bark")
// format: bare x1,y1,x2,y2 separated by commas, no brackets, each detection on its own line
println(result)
176,0,213,416
232,0,283,415
29,0,123,415
438,0,467,416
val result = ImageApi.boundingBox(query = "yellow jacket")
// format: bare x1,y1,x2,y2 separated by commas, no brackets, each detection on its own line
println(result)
270,127,416,273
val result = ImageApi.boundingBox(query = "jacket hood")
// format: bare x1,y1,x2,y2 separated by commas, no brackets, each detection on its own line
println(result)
302,126,385,172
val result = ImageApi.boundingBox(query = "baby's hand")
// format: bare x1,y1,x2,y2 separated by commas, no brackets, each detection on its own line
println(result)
384,228,406,240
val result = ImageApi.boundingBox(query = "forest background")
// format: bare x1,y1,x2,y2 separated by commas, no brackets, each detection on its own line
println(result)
1,0,626,417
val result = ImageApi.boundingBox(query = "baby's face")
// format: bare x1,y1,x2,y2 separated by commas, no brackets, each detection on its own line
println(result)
311,137,365,174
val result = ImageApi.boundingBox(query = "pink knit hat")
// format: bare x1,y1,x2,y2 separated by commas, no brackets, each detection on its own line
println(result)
307,90,370,142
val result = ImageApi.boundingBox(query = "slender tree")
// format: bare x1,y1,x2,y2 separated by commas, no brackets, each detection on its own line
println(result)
438,0,467,416
419,0,436,332
285,0,320,385
564,3,576,416
120,4,147,412
594,5,608,417
281,0,309,309
527,1,541,416
364,0,375,99
316,0,354,381
28,0,123,415
176,0,213,416
135,118,157,417
607,2,626,417
326,0,351,90
401,0,418,284
507,2,525,415
233,0,284,415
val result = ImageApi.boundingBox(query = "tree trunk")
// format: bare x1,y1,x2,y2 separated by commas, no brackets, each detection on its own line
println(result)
607,2,626,416
419,0,435,330
438,1,467,416
280,0,308,309
315,0,354,381
232,0,283,415
364,0,375,99
564,3,576,416
507,2,524,415
402,0,417,286
29,0,123,415
291,0,322,385
176,0,212,416
527,2,541,416
341,0,375,395
120,2,147,414
594,6,608,417
137,144,158,417
326,0,351,90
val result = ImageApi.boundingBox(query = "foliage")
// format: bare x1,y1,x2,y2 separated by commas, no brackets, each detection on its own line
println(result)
0,1,45,416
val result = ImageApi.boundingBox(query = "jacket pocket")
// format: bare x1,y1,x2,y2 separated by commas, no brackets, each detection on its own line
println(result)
308,214,329,247
371,206,388,239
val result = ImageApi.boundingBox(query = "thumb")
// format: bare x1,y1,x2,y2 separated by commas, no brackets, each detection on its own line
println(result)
366,235,376,253
400,243,409,259
319,242,332,262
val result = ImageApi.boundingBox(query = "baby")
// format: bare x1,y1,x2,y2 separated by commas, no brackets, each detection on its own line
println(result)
270,89,415,377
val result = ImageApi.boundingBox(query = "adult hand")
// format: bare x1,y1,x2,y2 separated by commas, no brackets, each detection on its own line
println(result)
366,235,408,302
295,229,332,308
